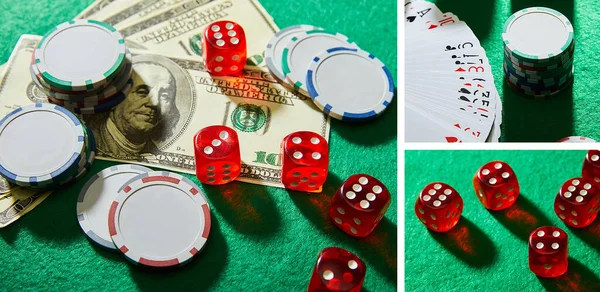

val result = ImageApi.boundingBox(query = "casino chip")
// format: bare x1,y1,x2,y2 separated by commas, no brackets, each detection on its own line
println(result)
281,30,358,96
76,164,152,249
0,104,86,187
306,47,394,121
109,171,211,267
502,7,574,98
34,19,127,92
558,136,597,143
265,25,323,87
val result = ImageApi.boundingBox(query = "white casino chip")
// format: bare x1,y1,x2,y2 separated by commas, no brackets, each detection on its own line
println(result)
265,25,323,86
34,19,126,92
306,47,395,122
109,171,211,268
76,164,152,250
281,30,357,96
558,136,597,143
0,103,85,187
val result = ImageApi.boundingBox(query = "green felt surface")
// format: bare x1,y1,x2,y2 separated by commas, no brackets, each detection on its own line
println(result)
0,1,397,291
429,0,597,142
405,150,600,291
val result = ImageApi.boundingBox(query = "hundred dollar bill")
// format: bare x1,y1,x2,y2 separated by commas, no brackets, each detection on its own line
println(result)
0,183,51,228
83,0,189,28
76,0,129,19
115,0,278,63
0,35,330,188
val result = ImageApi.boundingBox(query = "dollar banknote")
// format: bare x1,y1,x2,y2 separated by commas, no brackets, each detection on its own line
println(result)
80,0,189,28
0,182,51,228
0,35,330,188
110,0,278,64
76,0,128,19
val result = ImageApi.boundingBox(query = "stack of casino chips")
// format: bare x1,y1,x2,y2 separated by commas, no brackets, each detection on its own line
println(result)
502,7,574,98
29,20,132,114
0,104,95,189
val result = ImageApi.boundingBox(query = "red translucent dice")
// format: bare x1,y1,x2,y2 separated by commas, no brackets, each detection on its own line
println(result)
202,20,247,76
329,174,391,237
582,150,600,184
307,247,366,292
554,178,600,228
473,161,520,210
415,182,463,232
529,226,568,278
280,131,328,192
193,125,241,185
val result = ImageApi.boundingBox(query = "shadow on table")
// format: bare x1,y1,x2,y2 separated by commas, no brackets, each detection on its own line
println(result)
130,218,228,291
567,219,600,254
502,78,574,142
490,193,553,241
433,0,496,40
334,91,397,147
288,172,397,284
202,181,280,238
510,0,574,24
428,217,496,268
538,258,600,292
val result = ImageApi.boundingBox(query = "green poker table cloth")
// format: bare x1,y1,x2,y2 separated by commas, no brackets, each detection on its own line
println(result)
0,0,397,291
429,0,597,142
405,150,600,291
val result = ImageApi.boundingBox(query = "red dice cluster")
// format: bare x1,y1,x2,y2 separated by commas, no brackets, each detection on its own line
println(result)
414,152,600,279
201,20,247,76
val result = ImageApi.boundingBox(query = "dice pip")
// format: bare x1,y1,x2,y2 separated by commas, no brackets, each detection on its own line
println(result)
554,178,600,228
529,226,568,278
473,161,520,210
194,125,241,185
280,131,328,192
415,182,463,232
329,174,391,237
202,20,247,76
307,247,365,292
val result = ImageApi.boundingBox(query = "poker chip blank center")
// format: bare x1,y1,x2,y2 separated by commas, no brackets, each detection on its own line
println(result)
313,53,386,113
40,24,122,81
117,184,203,257
505,11,570,56
0,110,77,176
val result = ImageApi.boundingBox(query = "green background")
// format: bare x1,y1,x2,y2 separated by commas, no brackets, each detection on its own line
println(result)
405,150,600,291
428,0,596,142
0,0,397,291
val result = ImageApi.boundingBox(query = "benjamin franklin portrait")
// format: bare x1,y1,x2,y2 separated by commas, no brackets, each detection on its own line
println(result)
83,54,195,160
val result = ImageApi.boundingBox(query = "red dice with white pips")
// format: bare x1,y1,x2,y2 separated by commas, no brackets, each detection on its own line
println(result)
202,20,247,76
307,247,366,292
529,226,568,278
473,161,520,210
553,178,600,228
329,174,391,237
415,182,463,232
193,125,241,185
280,131,329,192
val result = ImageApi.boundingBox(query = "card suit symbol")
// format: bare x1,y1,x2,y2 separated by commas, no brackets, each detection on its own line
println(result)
459,88,472,94
407,16,416,23
446,137,461,143
445,45,457,51
464,83,472,87
455,67,466,72
454,123,462,129
428,24,438,29
477,84,484,88
477,108,489,113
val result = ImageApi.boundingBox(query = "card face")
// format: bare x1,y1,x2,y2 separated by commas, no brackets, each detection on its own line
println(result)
405,2,501,142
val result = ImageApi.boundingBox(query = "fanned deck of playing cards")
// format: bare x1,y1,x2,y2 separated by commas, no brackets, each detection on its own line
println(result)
404,0,502,142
